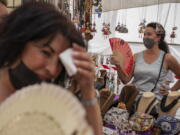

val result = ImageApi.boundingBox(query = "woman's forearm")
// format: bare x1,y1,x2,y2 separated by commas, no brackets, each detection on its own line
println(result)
85,103,102,135
116,64,131,84
81,89,102,135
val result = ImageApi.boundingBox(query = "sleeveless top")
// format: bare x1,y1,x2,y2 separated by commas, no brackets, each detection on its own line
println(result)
132,50,168,100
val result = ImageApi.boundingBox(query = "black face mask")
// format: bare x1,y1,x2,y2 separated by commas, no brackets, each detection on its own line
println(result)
8,62,42,90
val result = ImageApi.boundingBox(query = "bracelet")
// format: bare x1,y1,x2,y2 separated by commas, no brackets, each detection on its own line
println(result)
81,97,98,107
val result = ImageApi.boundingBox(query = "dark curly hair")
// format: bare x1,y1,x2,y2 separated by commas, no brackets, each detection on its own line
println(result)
0,2,85,68
146,22,169,53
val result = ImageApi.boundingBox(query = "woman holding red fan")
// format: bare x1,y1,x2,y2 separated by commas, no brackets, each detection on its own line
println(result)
111,22,180,100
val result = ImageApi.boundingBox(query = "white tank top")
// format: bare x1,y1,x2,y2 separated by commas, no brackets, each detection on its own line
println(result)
132,50,168,100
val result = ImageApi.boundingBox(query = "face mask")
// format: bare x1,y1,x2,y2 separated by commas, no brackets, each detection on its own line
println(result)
8,62,42,90
143,38,155,49
95,82,104,89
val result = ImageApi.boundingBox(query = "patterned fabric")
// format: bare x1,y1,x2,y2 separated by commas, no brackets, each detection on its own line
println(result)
129,112,155,132
136,130,152,135
103,126,136,135
103,127,116,135
156,115,180,135
104,107,130,130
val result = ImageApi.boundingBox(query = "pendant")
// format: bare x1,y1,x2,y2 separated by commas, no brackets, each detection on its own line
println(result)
102,23,111,38
170,26,178,43
91,22,97,35
138,19,146,38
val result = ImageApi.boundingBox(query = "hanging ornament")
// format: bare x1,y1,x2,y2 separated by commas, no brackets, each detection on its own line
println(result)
138,0,147,38
84,22,93,40
95,4,102,18
102,22,105,34
173,26,178,31
119,0,128,33
116,1,123,33
121,24,128,33
73,0,93,41
170,30,176,39
115,12,123,33
58,0,70,18
115,22,121,32
93,0,102,18
71,0,80,26
91,22,97,35
115,0,128,34
85,22,92,33
121,1,128,33
102,23,111,38
101,12,111,38
90,13,97,35
170,26,177,42
115,11,122,33
92,0,101,6
170,3,178,43
138,19,146,38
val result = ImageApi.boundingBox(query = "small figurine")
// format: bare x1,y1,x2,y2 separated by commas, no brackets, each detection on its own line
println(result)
138,19,146,38
170,26,178,43
102,23,111,38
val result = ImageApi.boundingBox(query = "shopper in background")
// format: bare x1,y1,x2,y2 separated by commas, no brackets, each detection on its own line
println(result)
112,22,180,100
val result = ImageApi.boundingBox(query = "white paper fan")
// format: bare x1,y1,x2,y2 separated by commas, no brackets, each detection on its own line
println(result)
0,83,94,135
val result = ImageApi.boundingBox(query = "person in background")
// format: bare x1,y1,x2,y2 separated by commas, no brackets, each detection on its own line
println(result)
111,22,180,100
0,2,102,135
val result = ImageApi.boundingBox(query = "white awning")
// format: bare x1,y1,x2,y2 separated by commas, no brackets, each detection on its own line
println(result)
102,0,180,12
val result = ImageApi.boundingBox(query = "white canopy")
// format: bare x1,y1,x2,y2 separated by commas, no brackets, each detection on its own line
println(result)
89,3,180,56
102,0,180,12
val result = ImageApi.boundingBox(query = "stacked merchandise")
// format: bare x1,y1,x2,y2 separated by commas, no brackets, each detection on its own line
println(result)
102,91,180,135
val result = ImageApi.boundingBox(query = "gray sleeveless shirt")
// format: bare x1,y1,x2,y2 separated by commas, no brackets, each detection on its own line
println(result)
132,50,168,100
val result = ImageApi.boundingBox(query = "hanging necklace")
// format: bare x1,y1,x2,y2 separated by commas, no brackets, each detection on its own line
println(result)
138,0,146,38
91,13,97,35
170,2,178,43
115,11,121,32
160,96,180,112
122,0,128,34
136,96,157,114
